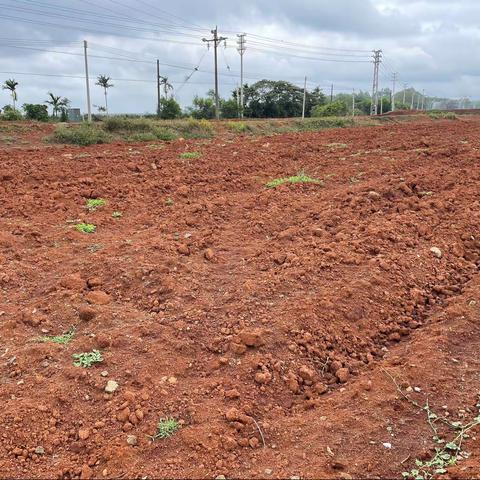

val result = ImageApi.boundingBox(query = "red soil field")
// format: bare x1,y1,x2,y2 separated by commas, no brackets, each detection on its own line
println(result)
1,117,480,479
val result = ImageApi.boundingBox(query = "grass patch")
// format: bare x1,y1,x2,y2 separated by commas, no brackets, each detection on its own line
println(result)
150,417,180,441
112,211,122,218
165,198,174,206
48,124,112,146
428,111,457,120
179,151,200,159
226,121,252,134
266,172,323,189
75,223,96,234
86,198,106,211
73,349,103,368
38,327,75,344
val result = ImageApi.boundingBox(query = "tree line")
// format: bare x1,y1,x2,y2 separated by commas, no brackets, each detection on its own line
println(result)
1,76,432,122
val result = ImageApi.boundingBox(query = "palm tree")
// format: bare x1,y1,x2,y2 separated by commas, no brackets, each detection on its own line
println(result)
159,76,173,98
95,75,114,115
3,79,18,111
45,92,62,117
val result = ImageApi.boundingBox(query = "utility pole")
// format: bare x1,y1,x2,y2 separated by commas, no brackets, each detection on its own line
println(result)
203,26,227,120
402,83,407,105
380,96,384,115
352,88,355,117
330,84,334,103
410,92,415,110
370,50,382,115
391,72,397,112
236,33,246,118
302,76,307,120
421,89,425,110
83,40,92,122
416,93,420,110
156,59,161,118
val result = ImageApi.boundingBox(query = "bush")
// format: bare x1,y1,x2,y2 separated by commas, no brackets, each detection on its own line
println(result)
428,111,457,120
48,124,112,146
1,105,23,121
158,97,182,119
168,118,214,138
23,103,49,122
311,100,348,117
102,117,153,133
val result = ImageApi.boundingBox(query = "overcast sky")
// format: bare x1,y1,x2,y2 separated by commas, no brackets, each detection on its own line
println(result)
0,0,478,114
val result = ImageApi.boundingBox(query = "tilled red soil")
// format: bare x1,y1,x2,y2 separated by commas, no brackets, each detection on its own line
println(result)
1,118,480,479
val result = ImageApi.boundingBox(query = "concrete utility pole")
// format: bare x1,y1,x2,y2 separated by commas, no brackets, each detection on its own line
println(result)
156,59,161,117
370,50,382,115
402,83,408,105
410,92,415,110
416,93,421,110
352,88,355,117
380,96,384,115
421,89,425,110
203,26,227,120
302,76,307,120
391,72,398,112
236,33,246,118
330,84,334,103
83,40,92,122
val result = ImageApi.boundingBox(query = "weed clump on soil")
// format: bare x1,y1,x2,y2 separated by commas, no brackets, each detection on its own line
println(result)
73,349,103,368
179,151,200,159
38,327,75,344
165,198,174,206
294,117,354,131
226,121,252,134
75,223,96,234
266,172,323,188
428,111,457,120
86,198,106,211
48,124,112,146
150,417,180,440
112,211,122,218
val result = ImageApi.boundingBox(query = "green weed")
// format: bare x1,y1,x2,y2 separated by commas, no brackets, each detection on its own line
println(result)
47,124,112,146
165,198,174,206
38,327,75,344
179,151,200,159
73,349,103,368
75,223,96,234
150,417,180,440
112,211,123,218
266,172,323,189
86,198,106,211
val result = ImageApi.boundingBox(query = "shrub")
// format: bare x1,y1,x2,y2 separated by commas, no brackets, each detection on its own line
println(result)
297,117,354,130
1,105,23,121
158,97,182,119
23,103,49,122
152,127,177,141
48,124,112,146
311,100,348,117
102,117,153,133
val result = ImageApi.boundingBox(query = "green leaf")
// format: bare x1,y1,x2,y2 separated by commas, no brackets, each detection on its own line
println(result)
445,442,459,450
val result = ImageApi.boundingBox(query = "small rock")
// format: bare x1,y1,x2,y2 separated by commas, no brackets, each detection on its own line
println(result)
430,247,442,259
215,476,226,480
239,329,265,348
78,305,96,322
273,253,287,265
254,371,272,384
61,273,85,291
177,244,190,255
105,380,119,393
80,464,93,479
78,428,90,440
204,248,215,261
168,376,177,385
85,290,111,305
265,469,273,475
336,368,350,383
367,191,381,200
298,365,316,382
101,370,108,377
126,435,137,446
34,446,45,455
382,442,392,449
225,389,240,399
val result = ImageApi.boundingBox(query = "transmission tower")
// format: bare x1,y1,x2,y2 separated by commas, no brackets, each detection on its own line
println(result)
370,50,382,116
